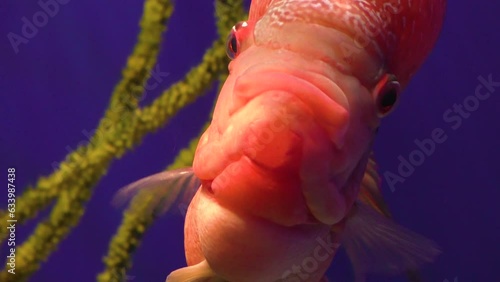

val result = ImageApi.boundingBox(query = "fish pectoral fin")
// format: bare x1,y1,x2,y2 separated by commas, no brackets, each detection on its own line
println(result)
340,202,441,281
166,260,225,282
112,167,200,216
357,153,393,217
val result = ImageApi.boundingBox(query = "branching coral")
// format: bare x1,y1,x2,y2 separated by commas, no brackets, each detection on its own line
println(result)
0,0,245,281
97,129,204,282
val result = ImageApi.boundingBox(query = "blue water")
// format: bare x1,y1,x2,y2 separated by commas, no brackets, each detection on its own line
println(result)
1,0,498,281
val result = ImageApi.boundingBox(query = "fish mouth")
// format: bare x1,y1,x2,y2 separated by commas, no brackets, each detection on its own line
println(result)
199,64,355,227
225,59,366,226
205,44,377,227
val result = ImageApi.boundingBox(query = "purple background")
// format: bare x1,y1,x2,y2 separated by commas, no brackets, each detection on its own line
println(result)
1,0,499,281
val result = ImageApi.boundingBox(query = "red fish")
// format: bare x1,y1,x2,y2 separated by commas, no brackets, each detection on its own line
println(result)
117,0,447,281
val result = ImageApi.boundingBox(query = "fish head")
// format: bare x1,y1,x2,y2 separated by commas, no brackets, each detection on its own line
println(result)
198,0,446,227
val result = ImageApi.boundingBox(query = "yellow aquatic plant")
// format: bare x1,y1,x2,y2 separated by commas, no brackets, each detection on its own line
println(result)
0,0,245,281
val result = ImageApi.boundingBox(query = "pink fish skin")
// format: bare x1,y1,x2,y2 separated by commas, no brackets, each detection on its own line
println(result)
248,0,447,89
118,1,447,282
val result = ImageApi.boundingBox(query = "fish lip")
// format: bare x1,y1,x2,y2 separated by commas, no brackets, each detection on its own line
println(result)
234,48,350,110
230,61,350,149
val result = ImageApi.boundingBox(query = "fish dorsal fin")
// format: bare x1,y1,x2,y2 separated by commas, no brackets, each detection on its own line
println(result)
113,167,200,216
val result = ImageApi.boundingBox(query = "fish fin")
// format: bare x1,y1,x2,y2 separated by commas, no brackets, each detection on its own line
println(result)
166,260,225,282
357,153,426,282
113,167,200,216
340,202,441,281
357,153,392,217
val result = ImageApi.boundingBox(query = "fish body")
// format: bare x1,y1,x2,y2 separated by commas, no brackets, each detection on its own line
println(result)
117,1,447,281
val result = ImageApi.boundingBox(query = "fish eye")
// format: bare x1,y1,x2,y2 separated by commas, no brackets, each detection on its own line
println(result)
226,31,238,59
373,74,401,117
225,21,248,60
